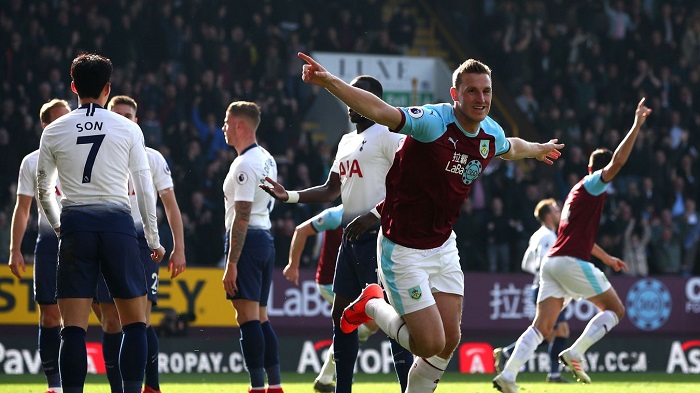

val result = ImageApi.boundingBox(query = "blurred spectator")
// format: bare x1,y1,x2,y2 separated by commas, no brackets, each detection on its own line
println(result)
485,196,512,273
388,7,416,51
622,217,651,277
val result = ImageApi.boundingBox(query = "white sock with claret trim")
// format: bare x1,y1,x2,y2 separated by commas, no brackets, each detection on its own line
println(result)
316,343,335,384
365,298,411,351
406,355,450,393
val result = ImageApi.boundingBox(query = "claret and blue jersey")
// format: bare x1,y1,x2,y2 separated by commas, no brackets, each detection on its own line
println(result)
380,103,510,249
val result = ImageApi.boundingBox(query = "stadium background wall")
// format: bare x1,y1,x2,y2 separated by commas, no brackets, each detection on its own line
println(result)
0,266,698,374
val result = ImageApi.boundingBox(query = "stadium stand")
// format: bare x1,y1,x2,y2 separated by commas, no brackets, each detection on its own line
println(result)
1,0,698,276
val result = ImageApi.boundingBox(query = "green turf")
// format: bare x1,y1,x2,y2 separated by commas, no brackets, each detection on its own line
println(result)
1,372,697,392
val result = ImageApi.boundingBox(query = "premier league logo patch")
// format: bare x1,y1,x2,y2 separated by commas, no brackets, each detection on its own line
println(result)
479,140,489,158
408,286,422,300
408,107,424,119
236,172,247,184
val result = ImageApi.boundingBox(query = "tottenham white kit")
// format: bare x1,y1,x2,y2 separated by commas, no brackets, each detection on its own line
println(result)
223,144,278,230
17,150,63,237
37,103,159,247
330,123,404,223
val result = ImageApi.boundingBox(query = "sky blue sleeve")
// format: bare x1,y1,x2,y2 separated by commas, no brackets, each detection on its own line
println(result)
311,205,344,232
492,122,510,155
582,171,608,196
396,105,448,143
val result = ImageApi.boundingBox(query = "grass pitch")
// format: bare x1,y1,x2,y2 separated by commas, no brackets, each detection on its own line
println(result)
0,372,696,392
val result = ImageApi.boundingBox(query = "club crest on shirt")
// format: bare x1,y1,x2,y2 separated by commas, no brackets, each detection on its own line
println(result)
236,172,247,184
407,107,424,119
479,139,489,158
408,286,422,300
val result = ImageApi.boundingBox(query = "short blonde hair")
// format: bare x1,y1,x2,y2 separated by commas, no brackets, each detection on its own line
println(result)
108,95,138,112
39,99,70,124
534,198,558,224
227,101,261,130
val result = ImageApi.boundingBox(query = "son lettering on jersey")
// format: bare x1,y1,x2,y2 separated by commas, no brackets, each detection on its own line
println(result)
76,122,103,132
338,159,363,179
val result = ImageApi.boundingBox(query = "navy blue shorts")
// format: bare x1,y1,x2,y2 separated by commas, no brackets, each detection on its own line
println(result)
332,226,379,299
532,286,567,327
33,235,59,305
96,236,157,304
225,230,275,305
57,212,145,299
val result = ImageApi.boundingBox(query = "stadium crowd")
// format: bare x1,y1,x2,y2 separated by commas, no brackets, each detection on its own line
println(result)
1,0,698,277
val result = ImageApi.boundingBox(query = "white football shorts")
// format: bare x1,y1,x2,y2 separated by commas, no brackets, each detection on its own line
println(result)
377,231,464,316
538,255,612,305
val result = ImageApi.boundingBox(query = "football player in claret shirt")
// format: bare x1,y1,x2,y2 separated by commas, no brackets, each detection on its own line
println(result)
36,53,164,393
494,98,651,392
295,52,563,392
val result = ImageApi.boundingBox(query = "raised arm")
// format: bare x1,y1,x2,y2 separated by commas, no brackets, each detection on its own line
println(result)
601,97,651,182
298,52,403,130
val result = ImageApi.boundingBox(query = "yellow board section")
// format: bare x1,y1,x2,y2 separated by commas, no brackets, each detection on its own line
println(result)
0,266,237,327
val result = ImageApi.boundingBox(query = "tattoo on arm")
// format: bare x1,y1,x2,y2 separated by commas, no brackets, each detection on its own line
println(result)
227,201,252,264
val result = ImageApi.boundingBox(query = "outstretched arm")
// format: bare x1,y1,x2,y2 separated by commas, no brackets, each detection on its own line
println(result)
260,171,342,204
501,138,564,164
298,52,403,130
601,97,652,182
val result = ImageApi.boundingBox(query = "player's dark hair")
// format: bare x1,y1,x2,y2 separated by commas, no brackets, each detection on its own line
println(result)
589,148,613,173
227,101,261,130
108,95,138,112
351,75,383,98
39,99,70,124
70,53,113,99
534,198,558,224
453,59,492,89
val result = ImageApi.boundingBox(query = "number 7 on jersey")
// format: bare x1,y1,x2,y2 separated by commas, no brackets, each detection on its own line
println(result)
77,134,105,183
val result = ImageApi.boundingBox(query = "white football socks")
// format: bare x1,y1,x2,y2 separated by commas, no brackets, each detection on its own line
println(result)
357,323,374,344
365,298,411,351
571,310,619,355
502,326,544,381
316,343,335,384
406,355,450,393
